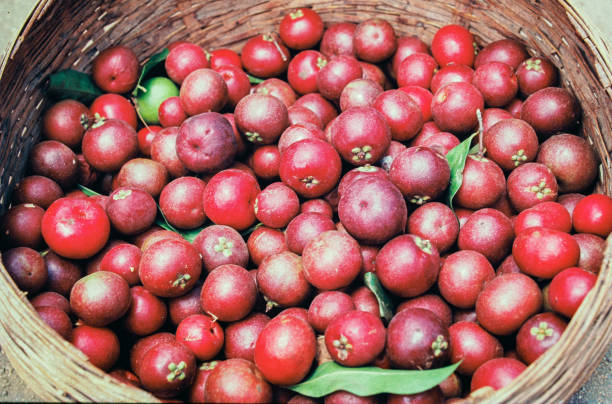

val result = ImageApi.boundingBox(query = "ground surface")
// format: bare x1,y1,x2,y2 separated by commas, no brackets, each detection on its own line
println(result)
0,0,611,403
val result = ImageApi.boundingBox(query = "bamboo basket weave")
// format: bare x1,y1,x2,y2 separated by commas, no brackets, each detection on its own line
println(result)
0,0,611,402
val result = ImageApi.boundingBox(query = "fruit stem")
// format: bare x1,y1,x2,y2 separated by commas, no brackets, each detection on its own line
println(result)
476,108,484,158
268,32,288,62
131,96,151,129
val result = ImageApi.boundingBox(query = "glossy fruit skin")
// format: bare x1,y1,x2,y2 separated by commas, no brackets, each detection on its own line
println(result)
70,271,131,326
41,197,110,259
176,314,224,361
516,57,558,96
320,22,356,57
399,86,434,122
2,247,47,294
438,250,495,309
396,53,438,89
373,89,423,142
124,286,168,336
179,68,228,116
210,48,242,70
215,64,251,108
449,321,503,376
130,332,176,376
307,291,355,333
42,251,83,297
520,86,580,136
339,78,383,111
548,267,597,318
168,283,203,326
136,76,180,124
139,238,202,298
454,155,506,210
280,8,324,50
203,169,261,231
1,203,45,249
158,176,207,230
12,176,63,210
90,93,138,129
234,93,289,145
82,118,138,172
113,157,168,198
201,264,257,322
287,50,327,95
431,81,484,134
285,212,336,255
279,138,342,199
42,99,91,149
397,294,452,328
476,273,543,335
70,325,120,371
330,106,391,166
407,202,459,254
470,358,527,392
325,310,386,367
431,24,476,67
193,225,249,272
158,96,188,127
107,187,157,235
573,233,605,273
513,226,580,279
514,201,572,234
165,42,209,85
430,63,474,95
302,230,362,290
506,162,558,212
572,194,612,237
257,251,311,309
483,118,539,171
375,234,440,298
387,308,450,369
31,291,71,314
474,38,528,70
338,176,407,245
293,93,338,127
224,313,270,362
354,18,397,63
99,242,141,286
205,358,273,403
254,314,316,385
28,140,78,189
516,312,567,364
241,33,290,78
317,55,363,101
246,227,287,267
36,305,72,340
472,61,518,107
92,45,139,93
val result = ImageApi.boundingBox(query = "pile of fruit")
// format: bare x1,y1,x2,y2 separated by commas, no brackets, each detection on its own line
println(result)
1,6,610,402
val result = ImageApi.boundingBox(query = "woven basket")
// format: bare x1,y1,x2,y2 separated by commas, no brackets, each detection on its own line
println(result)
0,0,611,402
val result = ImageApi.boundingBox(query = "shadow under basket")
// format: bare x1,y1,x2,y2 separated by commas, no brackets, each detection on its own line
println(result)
1,0,611,402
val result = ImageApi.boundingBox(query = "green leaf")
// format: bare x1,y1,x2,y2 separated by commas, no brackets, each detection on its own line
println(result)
240,222,263,238
445,132,478,210
77,184,101,196
288,361,461,398
247,73,265,84
47,69,102,104
363,272,394,323
133,48,170,97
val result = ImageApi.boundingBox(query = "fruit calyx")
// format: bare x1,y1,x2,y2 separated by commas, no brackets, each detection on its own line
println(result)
290,9,304,19
530,322,554,341
300,176,320,188
526,180,552,200
332,334,353,361
351,145,373,163
246,132,263,143
414,236,433,254
213,237,234,258
172,273,192,288
166,361,187,382
511,149,528,167
431,335,449,357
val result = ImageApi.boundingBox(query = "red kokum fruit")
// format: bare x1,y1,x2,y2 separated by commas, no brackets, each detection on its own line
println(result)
548,267,597,318
124,286,168,336
474,38,528,70
224,313,270,362
99,242,141,286
386,308,450,370
159,176,207,230
302,230,362,291
558,193,585,218
158,96,188,127
379,140,407,172
516,57,559,96
431,24,476,67
350,286,379,318
482,108,513,132
396,53,438,89
36,306,72,340
82,118,138,173
3,247,47,293
397,294,452,328
475,273,543,335
516,312,567,364
279,8,324,50
92,45,139,93
573,233,605,274
359,61,387,87
165,42,209,85
399,85,434,122
317,55,363,101
205,358,273,403
448,321,503,376
31,291,71,314
279,138,342,199
249,145,281,180
137,125,161,156
507,162,558,212
320,22,356,57
248,226,289,266
257,251,311,311
330,106,391,166
390,35,429,78
241,33,290,78
139,238,202,298
471,358,527,392
506,98,523,118
389,146,450,205
301,198,333,218
472,61,519,107
42,251,83,297
138,230,184,252
255,182,300,229
277,123,325,154
192,225,249,272
176,314,224,361
210,48,241,70
285,212,336,255
325,310,386,367
438,250,495,309
176,111,237,173
430,63,475,95
572,194,612,237
214,65,251,108
287,50,327,95
28,140,78,189
354,18,397,63
113,157,168,198
253,77,297,108
201,264,257,322
483,118,539,171
326,391,379,404
41,197,110,259
293,93,338,127
130,332,176,377
308,291,355,333
454,155,506,210
89,93,138,129
413,131,460,156
375,234,440,298
203,169,260,231
373,89,423,142
234,93,289,146
431,82,484,134
536,133,598,193
520,86,580,136
339,78,383,111
514,201,572,234
70,271,131,327
168,283,203,326
1,203,45,249
337,165,388,200
407,202,459,254
254,314,316,385
107,187,157,235
12,175,63,210
71,325,120,371
42,99,91,149
457,208,514,265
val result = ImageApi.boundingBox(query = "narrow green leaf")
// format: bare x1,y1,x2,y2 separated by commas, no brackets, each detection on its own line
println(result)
363,272,394,322
133,48,170,97
240,222,263,238
445,132,478,209
47,69,102,104
247,73,265,84
288,361,461,398
77,184,101,196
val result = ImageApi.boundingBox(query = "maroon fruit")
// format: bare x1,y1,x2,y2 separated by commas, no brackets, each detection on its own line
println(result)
506,162,558,212
159,96,188,127
36,305,72,340
431,24,476,67
287,50,327,95
99,242,141,286
12,175,63,210
431,82,484,134
42,99,91,149
320,22,356,57
280,8,324,50
248,226,289,266
472,61,518,107
159,176,207,229
201,264,257,322
373,89,423,142
165,42,209,85
308,291,355,333
516,57,558,96
150,127,189,178
28,140,78,189
176,313,224,361
168,283,204,326
396,53,438,89
285,212,336,255
2,247,47,293
241,33,290,78
397,294,452,328
179,68,228,115
470,358,526,392
124,286,167,336
548,267,597,318
82,118,138,173
430,63,474,95
43,251,82,297
254,182,300,229
91,45,139,93
235,93,289,145
457,208,514,265
1,203,45,249
454,155,506,210
107,187,157,235
407,202,459,253
474,38,528,70
224,313,270,362
70,271,131,326
113,157,168,198
572,194,612,237
514,201,572,234
205,358,273,403
438,250,495,309
339,78,383,111
31,291,71,314
317,55,362,101
483,118,539,171
573,233,605,274
449,321,503,376
520,86,580,136
257,251,311,310
325,310,386,366
516,312,567,364
71,325,120,371
193,224,249,272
